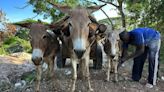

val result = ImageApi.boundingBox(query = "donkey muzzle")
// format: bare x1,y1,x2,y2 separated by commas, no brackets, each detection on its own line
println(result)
74,49,85,59
32,57,43,65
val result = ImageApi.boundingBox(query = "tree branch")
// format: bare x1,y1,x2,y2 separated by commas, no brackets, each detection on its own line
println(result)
98,0,119,8
14,3,30,9
31,14,39,19
84,0,114,29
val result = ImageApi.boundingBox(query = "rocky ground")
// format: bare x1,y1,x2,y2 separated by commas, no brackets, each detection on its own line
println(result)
0,52,164,92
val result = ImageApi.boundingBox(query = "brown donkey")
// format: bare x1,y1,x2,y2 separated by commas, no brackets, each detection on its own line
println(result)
15,22,60,92
49,2,105,92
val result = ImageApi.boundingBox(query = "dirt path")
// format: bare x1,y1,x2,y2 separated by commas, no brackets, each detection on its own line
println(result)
0,52,164,92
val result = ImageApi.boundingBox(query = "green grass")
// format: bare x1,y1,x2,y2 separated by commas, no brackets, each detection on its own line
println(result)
0,36,32,55
21,70,36,84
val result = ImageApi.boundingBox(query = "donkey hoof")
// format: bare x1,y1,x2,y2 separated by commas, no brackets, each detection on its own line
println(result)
35,90,39,92
114,80,118,83
70,89,75,92
89,88,94,92
104,78,109,82
69,87,75,92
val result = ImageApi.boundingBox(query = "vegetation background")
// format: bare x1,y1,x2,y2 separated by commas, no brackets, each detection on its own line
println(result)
0,0,164,63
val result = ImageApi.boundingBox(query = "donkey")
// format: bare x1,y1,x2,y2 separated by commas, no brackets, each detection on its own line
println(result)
102,27,124,82
49,2,105,92
15,22,60,92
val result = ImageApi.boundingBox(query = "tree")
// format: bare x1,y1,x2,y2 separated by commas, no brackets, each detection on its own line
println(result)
126,0,164,33
99,0,126,28
0,10,8,32
27,0,81,22
0,10,16,42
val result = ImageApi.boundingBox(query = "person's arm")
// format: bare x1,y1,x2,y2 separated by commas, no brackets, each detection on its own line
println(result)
121,47,128,58
117,47,128,68
117,43,128,68
122,44,145,61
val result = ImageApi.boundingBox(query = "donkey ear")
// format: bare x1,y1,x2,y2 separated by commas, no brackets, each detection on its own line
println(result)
48,1,71,14
47,24,70,37
87,4,106,14
47,16,70,36
14,23,31,28
47,23,62,36
118,27,126,34
98,24,107,33
89,23,98,32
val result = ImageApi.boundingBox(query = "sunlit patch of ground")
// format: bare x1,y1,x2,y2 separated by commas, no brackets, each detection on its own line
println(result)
0,52,31,64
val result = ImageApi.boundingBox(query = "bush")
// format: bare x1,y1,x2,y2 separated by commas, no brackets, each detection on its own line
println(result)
15,29,29,40
0,36,31,55
160,41,164,64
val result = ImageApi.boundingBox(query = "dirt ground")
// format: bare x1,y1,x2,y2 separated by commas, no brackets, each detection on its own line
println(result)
0,52,164,92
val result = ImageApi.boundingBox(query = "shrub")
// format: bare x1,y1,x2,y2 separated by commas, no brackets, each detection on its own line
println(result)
0,36,31,55
15,29,29,40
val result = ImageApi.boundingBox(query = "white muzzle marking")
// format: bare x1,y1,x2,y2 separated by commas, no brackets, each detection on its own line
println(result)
111,45,116,56
32,49,43,59
73,38,86,50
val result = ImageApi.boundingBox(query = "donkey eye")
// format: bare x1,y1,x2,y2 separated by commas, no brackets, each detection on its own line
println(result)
42,35,48,39
68,21,72,26
87,22,91,27
69,23,72,26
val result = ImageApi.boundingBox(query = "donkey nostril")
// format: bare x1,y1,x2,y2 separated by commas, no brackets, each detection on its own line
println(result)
32,57,42,65
110,55,115,59
74,49,85,59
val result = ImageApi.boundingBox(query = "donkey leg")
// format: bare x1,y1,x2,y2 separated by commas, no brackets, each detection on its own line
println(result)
85,56,93,92
50,56,60,90
43,59,51,80
78,61,84,79
106,57,111,82
49,57,55,78
70,59,77,92
111,60,114,73
42,58,49,78
114,61,118,82
35,65,42,92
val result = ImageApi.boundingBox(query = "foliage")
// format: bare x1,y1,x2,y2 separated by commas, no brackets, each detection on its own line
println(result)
14,18,49,25
125,0,164,63
0,10,8,30
99,17,122,30
126,0,164,32
21,71,36,83
98,0,126,28
28,0,81,22
160,41,164,64
15,29,29,41
0,36,31,55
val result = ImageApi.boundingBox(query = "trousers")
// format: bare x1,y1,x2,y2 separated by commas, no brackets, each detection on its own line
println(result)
132,39,161,85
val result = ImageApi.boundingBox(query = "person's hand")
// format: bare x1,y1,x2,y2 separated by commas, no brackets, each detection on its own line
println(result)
117,58,126,69
121,57,127,62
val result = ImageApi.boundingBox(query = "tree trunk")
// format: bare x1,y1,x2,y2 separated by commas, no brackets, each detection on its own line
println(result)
119,8,126,28
118,0,126,28
100,9,114,30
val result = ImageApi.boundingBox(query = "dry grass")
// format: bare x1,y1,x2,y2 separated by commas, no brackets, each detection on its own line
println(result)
0,52,31,64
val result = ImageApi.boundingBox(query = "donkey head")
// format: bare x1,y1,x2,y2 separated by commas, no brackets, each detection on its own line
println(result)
15,22,58,65
50,2,105,59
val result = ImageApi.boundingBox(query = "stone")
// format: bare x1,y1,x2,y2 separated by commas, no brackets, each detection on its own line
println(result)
14,82,22,88
161,76,164,81
14,80,27,92
65,69,71,75
0,76,11,91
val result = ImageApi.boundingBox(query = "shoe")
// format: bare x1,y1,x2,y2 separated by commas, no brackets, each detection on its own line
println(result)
145,83,153,88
